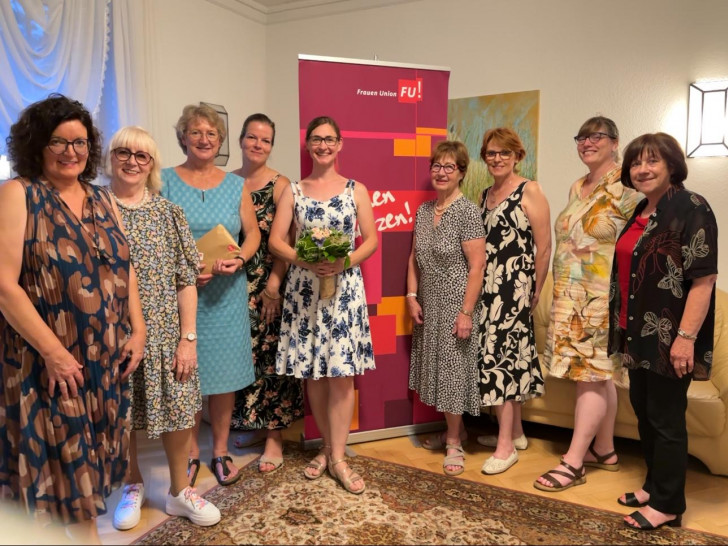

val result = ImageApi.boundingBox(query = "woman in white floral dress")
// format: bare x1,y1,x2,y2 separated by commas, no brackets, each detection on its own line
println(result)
269,116,377,495
476,127,552,475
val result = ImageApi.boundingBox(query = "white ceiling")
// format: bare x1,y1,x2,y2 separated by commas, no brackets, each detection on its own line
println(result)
206,0,417,24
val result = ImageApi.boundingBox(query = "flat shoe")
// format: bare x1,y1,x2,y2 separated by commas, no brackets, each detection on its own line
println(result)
624,511,681,531
477,433,528,450
443,444,465,476
481,449,518,475
618,492,649,508
258,456,283,474
187,458,200,487
328,458,366,495
303,450,328,480
583,439,620,471
533,458,586,492
210,455,241,486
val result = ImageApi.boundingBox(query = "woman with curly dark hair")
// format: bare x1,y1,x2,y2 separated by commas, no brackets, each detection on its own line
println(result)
0,94,146,543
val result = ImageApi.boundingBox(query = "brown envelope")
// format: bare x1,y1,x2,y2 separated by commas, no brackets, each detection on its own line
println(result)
195,224,240,274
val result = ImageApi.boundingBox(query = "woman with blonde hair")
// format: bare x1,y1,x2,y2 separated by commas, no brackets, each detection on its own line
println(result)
108,126,220,529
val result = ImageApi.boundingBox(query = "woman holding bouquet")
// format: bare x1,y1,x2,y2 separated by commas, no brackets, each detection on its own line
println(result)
407,140,486,476
269,115,377,495
229,113,304,472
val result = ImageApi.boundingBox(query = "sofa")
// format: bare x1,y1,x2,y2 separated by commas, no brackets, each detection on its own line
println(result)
522,273,728,476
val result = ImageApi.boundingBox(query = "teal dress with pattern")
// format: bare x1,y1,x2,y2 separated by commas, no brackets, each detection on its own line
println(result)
161,168,255,395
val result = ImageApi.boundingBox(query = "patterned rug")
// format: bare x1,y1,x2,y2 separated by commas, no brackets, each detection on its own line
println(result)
135,444,725,545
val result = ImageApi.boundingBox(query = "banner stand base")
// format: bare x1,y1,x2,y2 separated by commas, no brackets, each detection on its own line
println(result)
300,420,446,452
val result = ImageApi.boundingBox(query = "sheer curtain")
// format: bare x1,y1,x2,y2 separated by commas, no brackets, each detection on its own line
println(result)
0,0,153,162
0,0,110,152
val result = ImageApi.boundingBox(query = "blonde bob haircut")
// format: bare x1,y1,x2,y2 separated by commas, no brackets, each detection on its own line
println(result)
105,126,162,192
174,104,227,154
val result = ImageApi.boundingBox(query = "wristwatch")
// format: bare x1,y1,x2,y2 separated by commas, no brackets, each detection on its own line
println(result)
183,332,197,342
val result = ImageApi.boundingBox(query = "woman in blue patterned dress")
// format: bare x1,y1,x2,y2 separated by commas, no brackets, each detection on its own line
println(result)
161,104,261,487
108,126,220,529
230,114,304,472
0,95,145,543
269,116,377,494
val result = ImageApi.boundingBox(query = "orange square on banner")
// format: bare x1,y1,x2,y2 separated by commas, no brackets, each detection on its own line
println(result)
377,296,412,336
393,138,415,157
369,314,396,355
415,135,431,156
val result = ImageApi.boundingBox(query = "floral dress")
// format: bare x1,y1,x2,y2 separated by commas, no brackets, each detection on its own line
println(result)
276,179,375,379
115,193,202,439
0,178,131,524
544,167,641,382
231,176,303,430
477,181,544,406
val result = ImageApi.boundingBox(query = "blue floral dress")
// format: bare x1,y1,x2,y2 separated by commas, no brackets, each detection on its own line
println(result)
276,179,375,379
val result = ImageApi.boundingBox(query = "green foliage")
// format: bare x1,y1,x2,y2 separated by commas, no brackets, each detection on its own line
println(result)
295,228,351,269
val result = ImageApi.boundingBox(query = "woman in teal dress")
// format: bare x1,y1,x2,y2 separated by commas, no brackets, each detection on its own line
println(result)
229,113,304,473
161,104,260,487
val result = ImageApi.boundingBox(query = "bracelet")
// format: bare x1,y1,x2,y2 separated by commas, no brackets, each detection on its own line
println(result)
406,292,418,298
262,288,281,300
459,309,473,317
677,328,697,341
234,255,246,270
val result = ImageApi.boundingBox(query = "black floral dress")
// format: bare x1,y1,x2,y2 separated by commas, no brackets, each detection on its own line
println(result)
477,181,544,406
231,176,303,430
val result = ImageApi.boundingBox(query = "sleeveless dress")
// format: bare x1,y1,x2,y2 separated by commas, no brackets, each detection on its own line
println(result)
231,175,303,430
0,178,131,524
276,179,375,379
161,169,255,395
115,193,202,438
544,167,641,382
408,196,484,416
477,181,544,406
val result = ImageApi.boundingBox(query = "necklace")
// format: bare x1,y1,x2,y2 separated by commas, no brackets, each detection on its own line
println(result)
110,186,149,210
434,192,462,216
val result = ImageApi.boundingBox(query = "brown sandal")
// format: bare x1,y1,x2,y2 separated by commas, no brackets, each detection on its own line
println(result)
533,458,586,492
583,439,620,471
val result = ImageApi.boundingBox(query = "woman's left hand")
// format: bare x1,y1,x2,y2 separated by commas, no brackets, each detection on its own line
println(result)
452,312,473,340
671,336,695,378
173,340,197,382
257,289,282,325
312,257,347,277
120,331,145,381
212,258,242,276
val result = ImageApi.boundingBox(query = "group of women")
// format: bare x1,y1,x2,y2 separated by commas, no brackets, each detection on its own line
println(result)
408,117,718,533
0,95,376,542
0,92,718,540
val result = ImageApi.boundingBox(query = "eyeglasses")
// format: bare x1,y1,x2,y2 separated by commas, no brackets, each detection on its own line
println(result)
430,163,458,174
484,150,513,160
112,148,154,165
186,129,220,142
47,137,90,156
308,136,339,146
574,132,615,144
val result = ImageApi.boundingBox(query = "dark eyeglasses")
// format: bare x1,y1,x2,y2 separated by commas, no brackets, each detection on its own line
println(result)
112,148,154,165
574,132,615,144
308,136,339,146
430,163,458,174
484,150,513,160
47,137,90,156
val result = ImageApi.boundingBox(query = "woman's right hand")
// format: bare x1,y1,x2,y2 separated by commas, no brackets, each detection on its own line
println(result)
44,346,84,400
407,297,424,325
197,272,214,288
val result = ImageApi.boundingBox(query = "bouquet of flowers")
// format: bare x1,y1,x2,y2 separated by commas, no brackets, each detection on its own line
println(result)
295,227,351,299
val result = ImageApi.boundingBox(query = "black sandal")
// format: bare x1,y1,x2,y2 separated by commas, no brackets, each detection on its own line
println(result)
210,455,242,486
187,458,200,486
624,511,681,531
618,492,649,508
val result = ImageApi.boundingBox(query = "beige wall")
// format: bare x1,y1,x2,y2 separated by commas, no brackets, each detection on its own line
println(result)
262,0,728,289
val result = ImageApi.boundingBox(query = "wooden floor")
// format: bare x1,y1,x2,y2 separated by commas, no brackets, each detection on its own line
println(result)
89,418,727,544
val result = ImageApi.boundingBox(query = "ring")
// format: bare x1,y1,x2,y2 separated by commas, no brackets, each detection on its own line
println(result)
59,381,67,386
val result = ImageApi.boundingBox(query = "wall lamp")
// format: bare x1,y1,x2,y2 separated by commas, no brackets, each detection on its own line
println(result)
687,80,728,157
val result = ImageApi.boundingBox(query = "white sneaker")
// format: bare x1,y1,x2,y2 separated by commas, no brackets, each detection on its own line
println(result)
113,483,145,530
477,433,528,450
165,487,221,526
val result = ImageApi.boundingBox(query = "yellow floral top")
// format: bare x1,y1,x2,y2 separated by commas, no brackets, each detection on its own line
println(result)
544,166,642,382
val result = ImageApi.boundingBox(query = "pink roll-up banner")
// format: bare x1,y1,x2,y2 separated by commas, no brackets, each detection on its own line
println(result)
298,55,451,443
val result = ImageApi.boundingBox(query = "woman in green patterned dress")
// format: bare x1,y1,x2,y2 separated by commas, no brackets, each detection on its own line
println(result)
230,114,303,472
